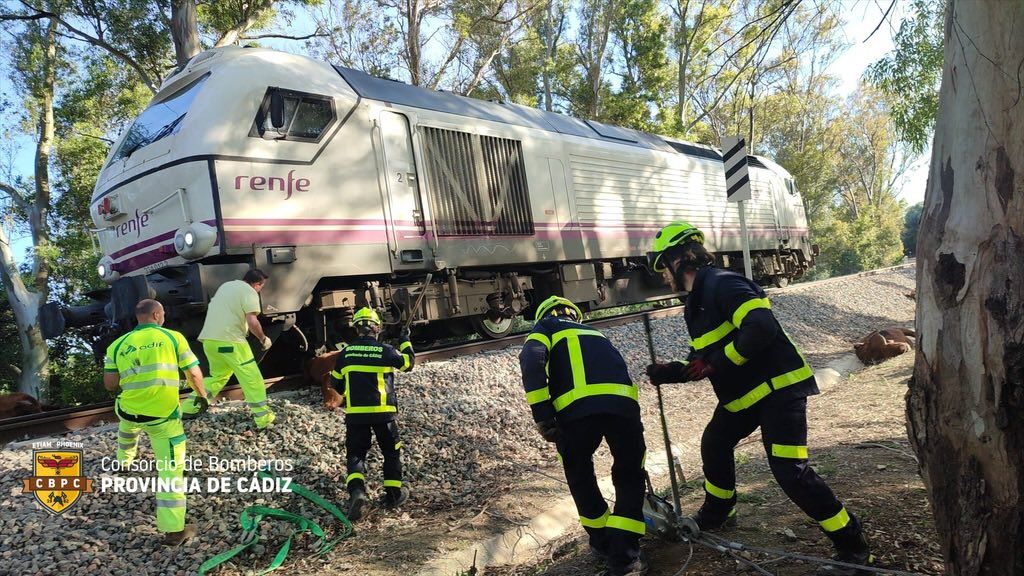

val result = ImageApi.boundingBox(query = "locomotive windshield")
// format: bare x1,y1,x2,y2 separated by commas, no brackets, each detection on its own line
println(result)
108,74,210,165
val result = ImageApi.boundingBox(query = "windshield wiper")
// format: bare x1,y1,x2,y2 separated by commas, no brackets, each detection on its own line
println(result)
120,114,185,159
149,114,186,142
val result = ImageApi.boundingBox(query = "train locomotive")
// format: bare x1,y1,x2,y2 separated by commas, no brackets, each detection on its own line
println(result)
41,46,816,360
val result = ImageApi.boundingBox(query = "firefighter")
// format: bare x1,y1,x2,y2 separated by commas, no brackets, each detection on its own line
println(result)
519,296,648,576
103,299,209,546
331,307,414,521
182,269,275,429
645,222,872,576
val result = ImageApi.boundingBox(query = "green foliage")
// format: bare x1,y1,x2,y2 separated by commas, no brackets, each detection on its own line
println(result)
199,0,322,41
902,202,924,256
486,28,545,106
48,334,110,405
52,54,150,301
865,0,945,153
812,202,906,278
601,0,672,131
0,291,19,395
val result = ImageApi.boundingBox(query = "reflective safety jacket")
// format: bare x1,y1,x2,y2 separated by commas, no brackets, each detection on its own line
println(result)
104,323,199,418
684,267,818,412
330,336,415,424
519,316,640,424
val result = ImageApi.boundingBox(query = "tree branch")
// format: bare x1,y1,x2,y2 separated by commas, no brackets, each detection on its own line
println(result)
0,11,48,20
685,1,799,132
240,30,327,41
18,0,159,94
2,363,22,379
0,182,31,214
0,218,34,306
214,0,275,48
863,0,897,43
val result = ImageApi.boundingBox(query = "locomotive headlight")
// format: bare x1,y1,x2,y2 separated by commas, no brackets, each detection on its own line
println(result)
97,256,120,284
173,223,216,260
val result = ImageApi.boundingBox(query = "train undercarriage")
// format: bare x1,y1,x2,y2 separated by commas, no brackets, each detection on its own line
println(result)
41,245,813,372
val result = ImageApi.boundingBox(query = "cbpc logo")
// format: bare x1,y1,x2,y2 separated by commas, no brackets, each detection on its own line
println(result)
22,441,94,514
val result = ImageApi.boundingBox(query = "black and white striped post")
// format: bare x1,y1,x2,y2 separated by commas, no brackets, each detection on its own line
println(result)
722,136,753,279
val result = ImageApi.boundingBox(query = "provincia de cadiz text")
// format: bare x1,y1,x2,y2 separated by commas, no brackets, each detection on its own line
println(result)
98,450,295,494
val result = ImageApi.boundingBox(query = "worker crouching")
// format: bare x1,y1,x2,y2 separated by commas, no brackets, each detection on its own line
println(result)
330,307,415,521
645,222,873,576
103,299,209,546
519,296,649,576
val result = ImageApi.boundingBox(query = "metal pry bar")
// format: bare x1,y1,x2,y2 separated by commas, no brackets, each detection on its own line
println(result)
642,314,686,526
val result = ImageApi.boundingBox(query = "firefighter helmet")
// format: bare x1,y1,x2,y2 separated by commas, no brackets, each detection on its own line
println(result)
648,221,705,272
534,295,583,323
351,307,381,326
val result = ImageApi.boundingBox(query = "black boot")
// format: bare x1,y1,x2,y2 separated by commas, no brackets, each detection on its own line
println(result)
601,550,649,576
381,486,409,509
161,524,197,547
817,513,873,575
347,487,369,521
691,504,737,531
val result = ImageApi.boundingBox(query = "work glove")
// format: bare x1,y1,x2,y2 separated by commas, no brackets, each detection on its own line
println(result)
535,419,560,443
193,395,210,415
646,361,689,385
399,326,411,342
684,358,714,381
261,335,273,351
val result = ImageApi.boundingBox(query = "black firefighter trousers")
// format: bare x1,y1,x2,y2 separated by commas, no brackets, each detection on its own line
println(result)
345,420,403,494
700,393,864,548
556,414,647,573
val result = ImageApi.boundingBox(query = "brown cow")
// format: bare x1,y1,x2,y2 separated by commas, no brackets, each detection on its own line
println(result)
854,328,916,365
0,392,48,419
304,352,344,410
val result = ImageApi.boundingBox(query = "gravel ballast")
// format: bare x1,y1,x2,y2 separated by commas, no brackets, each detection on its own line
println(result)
0,266,916,576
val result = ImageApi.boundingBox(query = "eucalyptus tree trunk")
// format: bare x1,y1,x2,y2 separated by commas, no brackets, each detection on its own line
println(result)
0,16,57,399
171,0,201,69
906,1,1024,574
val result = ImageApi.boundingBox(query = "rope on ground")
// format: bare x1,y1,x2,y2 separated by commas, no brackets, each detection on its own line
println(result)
696,532,925,576
690,536,775,575
670,538,695,576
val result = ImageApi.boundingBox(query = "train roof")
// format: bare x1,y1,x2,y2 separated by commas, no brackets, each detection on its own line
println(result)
334,63,792,176
334,65,688,154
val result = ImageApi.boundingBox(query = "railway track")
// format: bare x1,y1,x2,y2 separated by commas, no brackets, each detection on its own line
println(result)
0,261,914,445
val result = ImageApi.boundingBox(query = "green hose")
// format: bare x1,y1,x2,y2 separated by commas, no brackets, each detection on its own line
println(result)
198,470,353,575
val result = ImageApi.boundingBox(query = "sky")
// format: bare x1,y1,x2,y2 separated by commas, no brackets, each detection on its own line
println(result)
3,0,930,259
828,0,930,206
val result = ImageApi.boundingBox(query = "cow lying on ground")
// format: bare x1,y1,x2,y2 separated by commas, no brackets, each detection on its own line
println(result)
304,352,344,410
0,392,51,419
854,327,916,365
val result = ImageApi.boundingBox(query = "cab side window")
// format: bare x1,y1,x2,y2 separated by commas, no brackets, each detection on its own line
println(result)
250,88,336,143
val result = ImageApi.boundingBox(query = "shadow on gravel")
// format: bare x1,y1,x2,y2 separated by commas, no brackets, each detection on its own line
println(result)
865,278,918,296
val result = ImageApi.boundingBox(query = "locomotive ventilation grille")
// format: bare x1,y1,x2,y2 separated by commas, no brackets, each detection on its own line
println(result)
421,127,535,236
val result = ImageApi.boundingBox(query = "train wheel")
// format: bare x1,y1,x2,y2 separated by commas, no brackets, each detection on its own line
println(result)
773,276,790,288
471,315,515,339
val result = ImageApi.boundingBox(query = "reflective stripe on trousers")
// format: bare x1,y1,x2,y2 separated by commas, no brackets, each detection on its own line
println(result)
184,340,272,427
117,417,187,532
